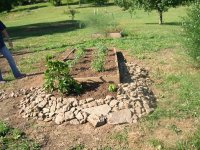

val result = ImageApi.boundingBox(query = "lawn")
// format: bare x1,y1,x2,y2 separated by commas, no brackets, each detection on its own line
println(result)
0,2,200,150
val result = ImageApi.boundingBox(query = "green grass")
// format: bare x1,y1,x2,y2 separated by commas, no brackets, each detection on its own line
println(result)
0,121,40,150
0,2,200,150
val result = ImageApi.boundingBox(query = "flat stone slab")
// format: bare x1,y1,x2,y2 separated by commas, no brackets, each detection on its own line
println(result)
107,109,132,124
82,104,111,116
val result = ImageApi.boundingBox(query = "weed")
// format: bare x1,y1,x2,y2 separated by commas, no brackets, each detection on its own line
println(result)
0,122,9,136
167,124,182,135
148,138,164,149
108,84,117,92
68,144,85,150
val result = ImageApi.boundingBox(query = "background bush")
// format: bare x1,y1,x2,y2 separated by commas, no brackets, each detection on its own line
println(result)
182,2,200,64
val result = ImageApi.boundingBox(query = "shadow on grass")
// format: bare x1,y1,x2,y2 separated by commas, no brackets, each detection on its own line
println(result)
8,20,83,40
11,5,47,13
146,22,182,26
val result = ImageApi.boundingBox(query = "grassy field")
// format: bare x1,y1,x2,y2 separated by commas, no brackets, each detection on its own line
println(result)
0,2,200,150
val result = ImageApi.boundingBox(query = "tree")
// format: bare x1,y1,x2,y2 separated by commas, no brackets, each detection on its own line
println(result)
0,0,16,12
115,0,194,24
49,0,62,6
182,2,200,63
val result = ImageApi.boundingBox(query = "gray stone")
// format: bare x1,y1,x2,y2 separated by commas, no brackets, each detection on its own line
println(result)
107,109,132,124
70,107,76,112
70,119,79,125
50,104,56,113
88,101,97,108
38,100,47,108
76,112,83,120
65,111,75,121
82,104,111,116
105,95,114,101
44,118,52,122
118,102,124,110
55,113,65,124
87,114,106,127
43,108,50,113
86,98,94,103
109,100,118,107
56,102,62,109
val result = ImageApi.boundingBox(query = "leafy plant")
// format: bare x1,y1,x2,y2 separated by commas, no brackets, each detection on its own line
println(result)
12,128,22,140
44,57,82,94
182,2,200,64
108,84,117,92
0,122,9,137
91,43,108,72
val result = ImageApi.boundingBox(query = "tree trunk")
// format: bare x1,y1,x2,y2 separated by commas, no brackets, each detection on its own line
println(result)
158,11,163,25
79,0,81,7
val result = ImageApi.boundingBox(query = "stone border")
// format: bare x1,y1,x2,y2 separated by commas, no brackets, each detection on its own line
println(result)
19,62,156,127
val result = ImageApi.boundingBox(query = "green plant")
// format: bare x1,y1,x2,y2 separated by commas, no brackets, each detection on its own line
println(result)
108,84,117,92
12,128,22,140
49,0,61,6
91,43,108,72
0,122,9,137
44,58,82,94
68,144,85,150
182,2,200,64
64,7,79,20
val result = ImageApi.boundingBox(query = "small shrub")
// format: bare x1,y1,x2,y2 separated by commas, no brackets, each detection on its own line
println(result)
108,84,117,92
182,2,200,64
0,122,9,137
64,7,79,20
44,58,82,95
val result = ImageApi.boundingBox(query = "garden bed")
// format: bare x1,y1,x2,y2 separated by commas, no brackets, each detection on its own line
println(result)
63,48,120,84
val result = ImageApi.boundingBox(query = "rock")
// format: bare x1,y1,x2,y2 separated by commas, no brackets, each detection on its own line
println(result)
135,107,142,115
70,107,76,112
50,104,56,113
49,112,55,117
65,111,75,121
107,109,132,124
86,98,94,103
82,104,111,116
109,100,118,108
87,114,106,127
10,92,15,98
56,102,62,109
105,95,114,101
38,100,47,108
68,98,77,103
88,101,97,108
76,112,83,120
43,108,50,114
79,99,86,105
118,102,124,110
44,118,52,122
51,96,57,101
55,113,65,125
70,119,79,125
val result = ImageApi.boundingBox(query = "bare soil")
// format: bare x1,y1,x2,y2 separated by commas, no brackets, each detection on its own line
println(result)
65,48,117,78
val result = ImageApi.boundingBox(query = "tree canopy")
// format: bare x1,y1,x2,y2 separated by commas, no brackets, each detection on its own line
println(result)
114,0,196,24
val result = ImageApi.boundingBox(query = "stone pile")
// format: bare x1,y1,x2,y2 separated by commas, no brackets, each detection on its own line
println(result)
19,62,156,127
0,88,31,101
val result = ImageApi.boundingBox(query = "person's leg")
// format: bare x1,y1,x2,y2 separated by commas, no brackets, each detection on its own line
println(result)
0,46,22,78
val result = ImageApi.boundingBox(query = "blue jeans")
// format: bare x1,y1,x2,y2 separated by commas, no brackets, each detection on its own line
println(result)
0,46,22,81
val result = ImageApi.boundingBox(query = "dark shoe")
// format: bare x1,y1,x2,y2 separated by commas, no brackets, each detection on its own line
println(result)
15,74,26,79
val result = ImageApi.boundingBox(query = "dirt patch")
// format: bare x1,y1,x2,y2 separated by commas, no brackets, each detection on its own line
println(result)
66,49,117,78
